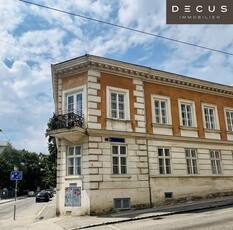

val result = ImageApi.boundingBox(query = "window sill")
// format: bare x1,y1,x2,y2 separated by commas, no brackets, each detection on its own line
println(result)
65,175,83,180
179,126,198,131
152,123,173,128
204,129,221,133
106,118,132,123
226,131,233,134
110,175,131,179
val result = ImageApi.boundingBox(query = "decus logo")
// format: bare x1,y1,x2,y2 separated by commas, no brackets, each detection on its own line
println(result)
166,0,233,24
171,5,227,13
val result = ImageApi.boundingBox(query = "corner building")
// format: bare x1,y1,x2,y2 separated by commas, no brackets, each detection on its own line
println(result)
48,55,233,215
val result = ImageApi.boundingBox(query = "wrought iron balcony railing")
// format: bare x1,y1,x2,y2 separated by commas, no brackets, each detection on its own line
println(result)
47,110,85,131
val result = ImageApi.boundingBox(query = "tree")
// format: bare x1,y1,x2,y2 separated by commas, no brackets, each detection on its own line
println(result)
42,119,57,188
0,118,58,196
0,145,43,194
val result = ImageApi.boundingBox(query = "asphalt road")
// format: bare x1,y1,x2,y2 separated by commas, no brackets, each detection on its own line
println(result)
0,196,56,229
91,205,233,230
0,197,36,220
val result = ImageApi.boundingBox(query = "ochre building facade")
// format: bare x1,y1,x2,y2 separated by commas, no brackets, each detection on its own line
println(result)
48,55,233,215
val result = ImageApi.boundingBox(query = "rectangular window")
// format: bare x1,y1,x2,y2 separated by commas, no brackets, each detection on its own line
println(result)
111,92,125,119
181,103,193,126
210,150,222,175
185,149,198,174
114,198,130,210
152,95,171,126
204,107,216,129
67,146,81,175
112,145,127,174
154,99,168,124
158,148,171,174
164,192,173,199
107,87,130,121
67,92,83,115
226,110,233,131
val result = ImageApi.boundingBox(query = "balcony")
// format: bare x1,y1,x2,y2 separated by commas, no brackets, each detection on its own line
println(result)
48,110,85,131
47,110,86,143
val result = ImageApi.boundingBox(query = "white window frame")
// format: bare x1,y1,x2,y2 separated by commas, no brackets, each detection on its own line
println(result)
151,95,172,125
67,146,82,176
210,150,222,175
158,147,172,175
202,103,219,130
112,145,127,175
178,99,197,127
62,86,86,116
224,107,233,132
107,86,130,120
185,149,198,174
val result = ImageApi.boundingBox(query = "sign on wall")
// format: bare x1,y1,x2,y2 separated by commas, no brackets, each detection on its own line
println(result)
65,187,81,207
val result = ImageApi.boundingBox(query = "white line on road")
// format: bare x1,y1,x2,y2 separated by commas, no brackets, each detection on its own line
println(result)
34,201,50,221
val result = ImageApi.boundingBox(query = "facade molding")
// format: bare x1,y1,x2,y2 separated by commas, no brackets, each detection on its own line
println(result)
86,129,233,146
52,55,233,101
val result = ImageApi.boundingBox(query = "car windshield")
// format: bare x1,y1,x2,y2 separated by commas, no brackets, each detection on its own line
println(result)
37,192,46,196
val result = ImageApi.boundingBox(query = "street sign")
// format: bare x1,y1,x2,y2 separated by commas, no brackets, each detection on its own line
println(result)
10,171,23,180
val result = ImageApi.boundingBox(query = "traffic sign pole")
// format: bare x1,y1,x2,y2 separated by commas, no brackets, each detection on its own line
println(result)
13,180,17,220
10,169,22,220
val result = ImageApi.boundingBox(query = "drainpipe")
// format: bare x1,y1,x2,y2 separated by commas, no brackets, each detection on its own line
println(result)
142,79,152,208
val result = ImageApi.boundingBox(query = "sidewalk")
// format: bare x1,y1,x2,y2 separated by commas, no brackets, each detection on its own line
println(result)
1,195,233,229
52,195,233,230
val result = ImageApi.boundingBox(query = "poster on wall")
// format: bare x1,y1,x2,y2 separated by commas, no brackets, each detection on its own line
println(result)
65,187,81,207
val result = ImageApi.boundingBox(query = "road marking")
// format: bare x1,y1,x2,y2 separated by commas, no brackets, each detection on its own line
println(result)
107,225,120,230
34,202,50,221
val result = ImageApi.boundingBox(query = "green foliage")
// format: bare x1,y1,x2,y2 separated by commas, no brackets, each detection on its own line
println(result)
42,119,57,188
0,119,57,195
0,145,41,193
0,137,57,194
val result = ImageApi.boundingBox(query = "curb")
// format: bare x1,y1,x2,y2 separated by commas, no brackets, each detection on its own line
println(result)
0,196,28,205
72,201,233,230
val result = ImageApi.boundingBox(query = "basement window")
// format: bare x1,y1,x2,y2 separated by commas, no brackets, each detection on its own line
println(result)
114,198,131,210
164,192,173,199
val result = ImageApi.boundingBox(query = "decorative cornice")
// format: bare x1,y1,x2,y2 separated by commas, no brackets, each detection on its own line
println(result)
54,62,91,78
87,128,233,146
52,55,233,98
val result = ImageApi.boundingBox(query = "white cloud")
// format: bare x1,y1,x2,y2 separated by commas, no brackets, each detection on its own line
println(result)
0,0,24,32
0,0,232,154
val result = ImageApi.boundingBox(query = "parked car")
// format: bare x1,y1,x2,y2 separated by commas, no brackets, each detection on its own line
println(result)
35,191,50,202
43,189,54,198
28,191,35,197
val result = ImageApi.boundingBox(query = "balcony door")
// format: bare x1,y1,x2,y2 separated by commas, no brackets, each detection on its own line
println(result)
67,92,83,115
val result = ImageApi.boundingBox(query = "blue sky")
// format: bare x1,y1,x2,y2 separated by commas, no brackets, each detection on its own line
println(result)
0,0,232,154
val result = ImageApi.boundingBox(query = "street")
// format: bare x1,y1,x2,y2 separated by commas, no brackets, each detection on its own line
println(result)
91,205,233,230
1,196,233,230
0,196,56,230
